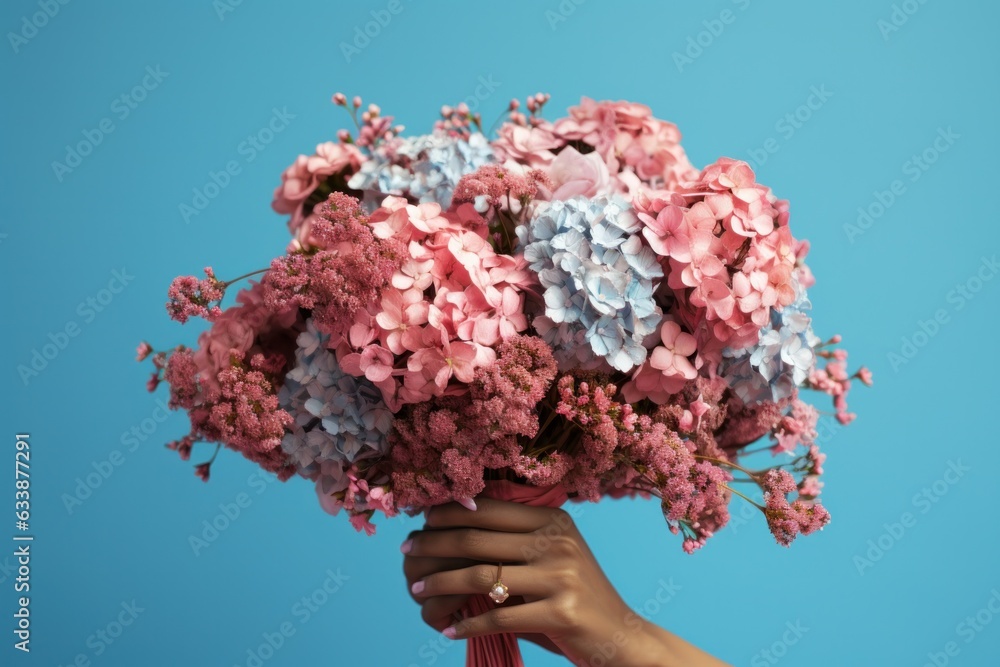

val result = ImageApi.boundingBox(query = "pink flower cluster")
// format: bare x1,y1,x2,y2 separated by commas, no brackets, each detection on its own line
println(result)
262,193,404,343
166,267,225,323
493,96,698,196
272,142,364,237
554,375,732,554
632,158,797,373
335,196,536,411
197,353,295,479
760,469,831,547
390,336,557,507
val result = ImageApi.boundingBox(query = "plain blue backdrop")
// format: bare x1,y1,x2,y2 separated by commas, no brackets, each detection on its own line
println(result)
3,1,999,665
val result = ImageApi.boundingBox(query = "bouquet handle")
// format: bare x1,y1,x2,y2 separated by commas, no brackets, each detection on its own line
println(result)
463,480,569,667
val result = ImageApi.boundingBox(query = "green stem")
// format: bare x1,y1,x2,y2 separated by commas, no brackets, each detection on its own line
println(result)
223,268,269,288
725,485,764,510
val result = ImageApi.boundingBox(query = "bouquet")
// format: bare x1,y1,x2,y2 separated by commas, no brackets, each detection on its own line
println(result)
141,92,869,664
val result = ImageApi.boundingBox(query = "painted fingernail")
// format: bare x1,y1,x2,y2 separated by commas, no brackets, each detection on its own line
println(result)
443,626,457,639
400,539,413,554
458,498,478,512
411,580,425,595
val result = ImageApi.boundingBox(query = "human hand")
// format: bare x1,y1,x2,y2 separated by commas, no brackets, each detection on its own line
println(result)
402,498,728,666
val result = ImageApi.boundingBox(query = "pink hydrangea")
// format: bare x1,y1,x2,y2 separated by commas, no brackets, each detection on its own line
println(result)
491,120,562,169
632,158,799,367
550,97,699,192
272,141,364,233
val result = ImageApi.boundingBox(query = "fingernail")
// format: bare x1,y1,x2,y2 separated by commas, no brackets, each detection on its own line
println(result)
458,497,478,512
443,626,457,639
400,539,413,554
411,580,425,595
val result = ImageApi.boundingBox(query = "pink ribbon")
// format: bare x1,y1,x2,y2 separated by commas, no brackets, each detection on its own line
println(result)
463,480,569,667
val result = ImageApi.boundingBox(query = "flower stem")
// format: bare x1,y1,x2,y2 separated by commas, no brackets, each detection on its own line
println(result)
725,485,764,510
693,454,759,478
222,268,269,288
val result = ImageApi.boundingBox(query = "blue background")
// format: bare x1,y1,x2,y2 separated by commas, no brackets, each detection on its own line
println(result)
3,1,998,665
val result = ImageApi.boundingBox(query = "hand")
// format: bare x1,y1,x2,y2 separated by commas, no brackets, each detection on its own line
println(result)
401,498,728,666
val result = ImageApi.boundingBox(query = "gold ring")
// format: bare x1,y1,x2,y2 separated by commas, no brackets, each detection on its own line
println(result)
488,562,509,604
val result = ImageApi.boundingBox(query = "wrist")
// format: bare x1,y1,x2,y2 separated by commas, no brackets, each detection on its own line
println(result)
620,617,730,667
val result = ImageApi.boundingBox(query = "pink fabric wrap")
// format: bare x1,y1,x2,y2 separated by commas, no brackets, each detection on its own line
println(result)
463,480,569,667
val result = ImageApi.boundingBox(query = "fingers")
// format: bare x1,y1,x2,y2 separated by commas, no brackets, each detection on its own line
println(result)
412,564,555,599
444,601,557,640
425,498,567,533
419,594,469,632
403,555,474,585
405,527,537,562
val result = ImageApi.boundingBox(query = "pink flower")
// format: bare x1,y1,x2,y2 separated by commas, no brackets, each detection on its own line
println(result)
164,348,199,409
262,193,404,342
836,412,857,425
638,198,691,261
272,142,364,232
491,122,562,168
375,289,429,354
368,197,454,244
341,344,395,383
649,321,698,381
408,335,482,390
192,281,298,396
194,462,211,482
166,436,194,462
695,277,735,321
550,98,697,191
349,513,377,536
197,353,295,480
760,469,830,546
546,146,611,200
486,286,528,343
856,366,873,386
136,342,153,362
166,267,225,323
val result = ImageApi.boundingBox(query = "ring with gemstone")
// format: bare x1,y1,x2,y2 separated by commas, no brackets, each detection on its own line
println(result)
488,563,509,604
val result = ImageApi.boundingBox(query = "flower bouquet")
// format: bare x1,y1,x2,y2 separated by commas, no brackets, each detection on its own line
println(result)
141,92,869,666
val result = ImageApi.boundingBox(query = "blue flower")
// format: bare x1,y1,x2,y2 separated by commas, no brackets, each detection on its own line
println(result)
720,274,821,404
522,195,663,372
278,319,392,475
347,132,494,211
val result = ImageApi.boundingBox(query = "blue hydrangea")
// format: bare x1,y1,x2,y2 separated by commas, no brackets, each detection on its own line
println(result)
347,131,494,211
277,319,392,475
720,274,821,404
520,195,663,372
